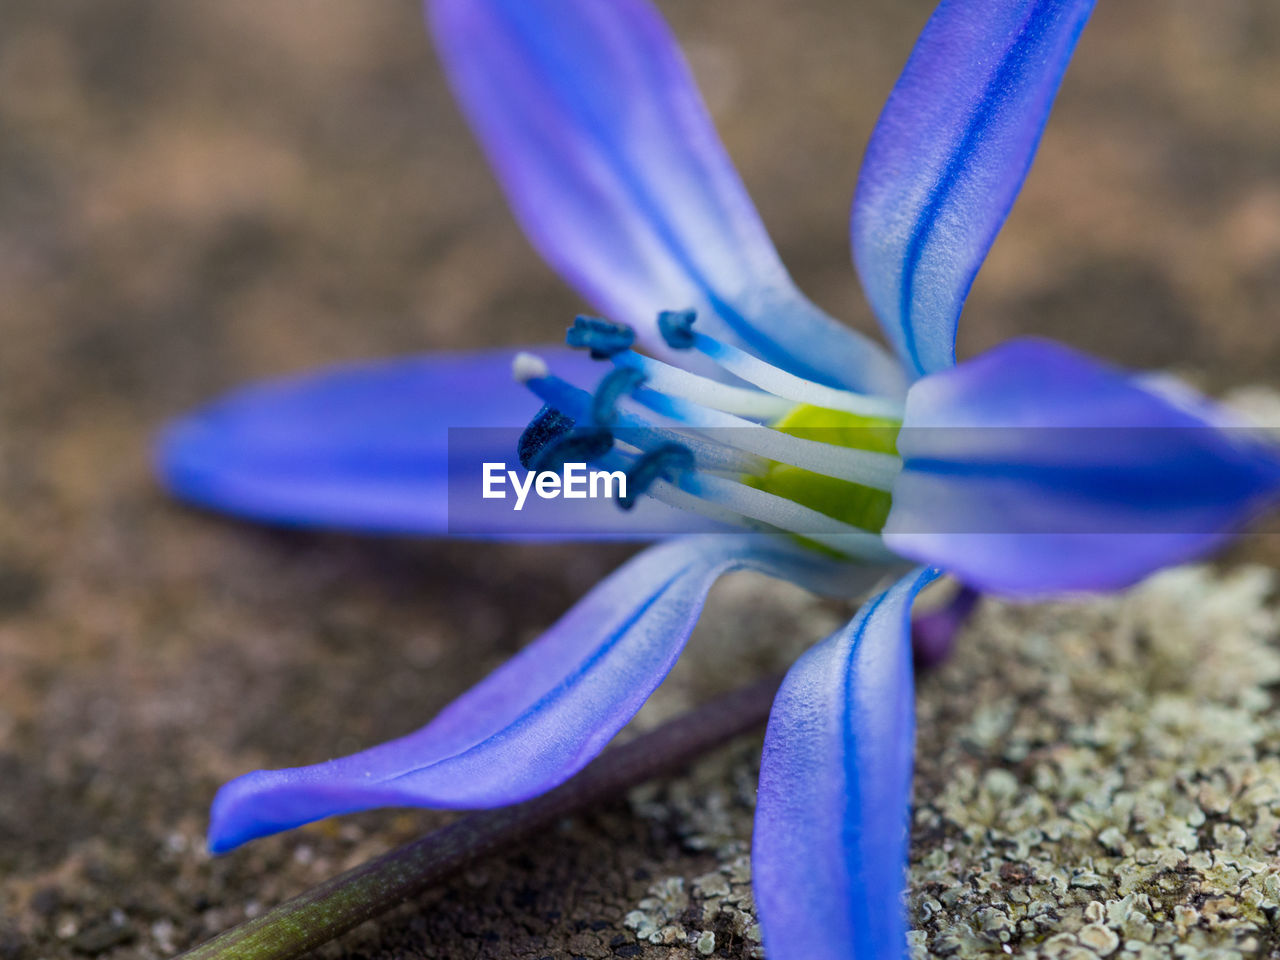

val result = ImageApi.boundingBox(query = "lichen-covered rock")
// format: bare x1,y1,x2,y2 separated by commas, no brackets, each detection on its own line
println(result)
625,565,1280,959
910,565,1280,959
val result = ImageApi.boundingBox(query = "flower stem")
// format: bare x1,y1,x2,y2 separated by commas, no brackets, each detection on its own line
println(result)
174,675,783,960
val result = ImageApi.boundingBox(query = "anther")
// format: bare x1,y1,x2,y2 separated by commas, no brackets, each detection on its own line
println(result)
566,315,636,359
512,352,550,384
620,443,695,510
590,367,646,426
657,309,697,350
531,427,616,473
518,405,575,469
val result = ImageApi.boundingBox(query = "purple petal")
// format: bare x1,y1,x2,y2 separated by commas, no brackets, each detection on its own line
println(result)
852,0,1095,377
754,567,939,960
209,535,852,852
155,347,710,538
427,0,903,396
884,339,1280,595
912,583,980,668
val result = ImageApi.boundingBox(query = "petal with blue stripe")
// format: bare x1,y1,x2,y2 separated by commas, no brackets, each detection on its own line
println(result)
754,567,939,960
884,339,1280,595
852,0,1095,377
155,347,714,539
428,0,903,396
208,535,861,852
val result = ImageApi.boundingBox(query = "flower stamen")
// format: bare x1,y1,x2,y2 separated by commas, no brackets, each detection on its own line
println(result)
517,405,575,469
517,365,762,474
514,314,909,558
565,315,635,359
611,352,791,420
657,311,904,420
618,443,694,509
591,367,647,427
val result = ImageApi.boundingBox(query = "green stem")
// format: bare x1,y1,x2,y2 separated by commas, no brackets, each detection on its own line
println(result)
174,675,783,960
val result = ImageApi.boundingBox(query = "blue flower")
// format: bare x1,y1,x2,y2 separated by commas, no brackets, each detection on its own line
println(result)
155,1,1280,956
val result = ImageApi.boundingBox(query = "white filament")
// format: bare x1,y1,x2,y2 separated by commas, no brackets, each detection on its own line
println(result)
693,333,904,419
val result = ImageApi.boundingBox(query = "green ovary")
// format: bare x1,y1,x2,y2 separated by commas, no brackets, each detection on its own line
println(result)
745,404,901,535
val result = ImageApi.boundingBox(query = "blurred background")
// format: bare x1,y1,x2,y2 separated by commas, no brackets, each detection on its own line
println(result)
0,1,1277,958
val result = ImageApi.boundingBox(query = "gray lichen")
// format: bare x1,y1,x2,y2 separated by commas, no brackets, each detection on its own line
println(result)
911,565,1280,959
623,562,1280,958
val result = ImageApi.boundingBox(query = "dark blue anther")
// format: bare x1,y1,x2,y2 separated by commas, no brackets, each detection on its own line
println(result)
590,367,646,427
518,405,575,469
657,309,697,350
620,443,695,510
566,315,635,360
531,427,616,473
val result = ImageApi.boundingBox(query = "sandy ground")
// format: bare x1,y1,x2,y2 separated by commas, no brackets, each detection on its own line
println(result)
1,1,1279,958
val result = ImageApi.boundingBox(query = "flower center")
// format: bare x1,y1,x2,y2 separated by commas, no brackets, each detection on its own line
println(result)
747,404,899,536
515,312,904,562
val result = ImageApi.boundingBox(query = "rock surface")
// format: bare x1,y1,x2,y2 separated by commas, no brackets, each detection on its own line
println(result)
606,566,1280,960
1,1,1279,959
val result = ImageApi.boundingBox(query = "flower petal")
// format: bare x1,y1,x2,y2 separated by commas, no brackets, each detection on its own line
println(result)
208,535,862,852
753,567,939,960
155,347,712,538
884,339,1280,595
912,583,980,668
852,0,1095,377
427,0,903,396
